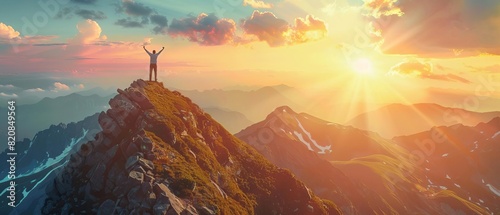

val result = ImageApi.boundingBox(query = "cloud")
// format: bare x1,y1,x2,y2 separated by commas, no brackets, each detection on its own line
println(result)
363,0,403,18
143,37,152,46
0,22,20,40
0,22,59,48
150,14,168,34
75,84,85,89
119,0,154,17
369,0,500,57
243,0,272,9
0,92,18,98
241,11,328,47
292,15,328,43
466,64,500,73
0,84,15,88
56,7,74,19
71,0,97,4
115,18,144,28
53,82,70,91
70,19,107,44
25,88,45,92
241,11,289,47
168,13,236,46
75,9,107,20
388,59,471,83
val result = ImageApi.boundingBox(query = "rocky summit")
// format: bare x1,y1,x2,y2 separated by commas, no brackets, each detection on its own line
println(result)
42,79,340,215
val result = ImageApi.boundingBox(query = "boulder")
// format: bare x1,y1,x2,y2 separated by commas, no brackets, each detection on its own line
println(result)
127,187,142,208
126,155,140,170
107,93,141,128
98,199,116,215
93,132,114,150
153,198,170,215
154,183,186,215
102,145,118,164
137,79,148,88
138,137,154,152
125,143,140,158
98,112,122,138
129,170,145,185
138,158,154,171
90,163,107,192
126,87,154,109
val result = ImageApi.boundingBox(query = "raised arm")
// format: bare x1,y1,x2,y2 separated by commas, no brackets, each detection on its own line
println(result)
157,47,165,55
143,46,151,55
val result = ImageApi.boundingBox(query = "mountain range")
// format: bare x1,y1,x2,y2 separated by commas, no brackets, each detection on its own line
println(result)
1,113,101,214
236,106,498,214
2,80,498,214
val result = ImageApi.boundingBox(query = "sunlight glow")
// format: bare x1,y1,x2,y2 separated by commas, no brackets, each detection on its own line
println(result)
351,58,375,76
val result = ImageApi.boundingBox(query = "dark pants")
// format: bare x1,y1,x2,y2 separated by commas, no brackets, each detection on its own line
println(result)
149,64,157,81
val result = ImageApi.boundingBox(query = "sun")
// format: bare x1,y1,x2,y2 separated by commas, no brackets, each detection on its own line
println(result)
351,58,375,76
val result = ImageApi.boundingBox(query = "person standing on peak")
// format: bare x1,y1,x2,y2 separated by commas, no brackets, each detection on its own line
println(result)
143,45,164,82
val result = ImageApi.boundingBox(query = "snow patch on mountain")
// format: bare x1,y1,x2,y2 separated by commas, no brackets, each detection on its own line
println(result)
294,117,331,154
0,129,88,183
486,184,500,197
492,131,500,139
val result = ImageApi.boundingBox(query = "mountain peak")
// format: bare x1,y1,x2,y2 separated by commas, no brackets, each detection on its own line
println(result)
42,79,339,215
266,105,297,119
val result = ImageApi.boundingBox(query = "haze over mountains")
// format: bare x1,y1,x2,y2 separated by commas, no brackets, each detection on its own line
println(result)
347,103,500,138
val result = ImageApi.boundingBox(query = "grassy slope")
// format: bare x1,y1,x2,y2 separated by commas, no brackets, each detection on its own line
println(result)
142,82,339,214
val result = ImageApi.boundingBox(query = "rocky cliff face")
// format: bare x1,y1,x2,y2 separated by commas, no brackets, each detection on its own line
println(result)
236,106,491,215
42,80,339,215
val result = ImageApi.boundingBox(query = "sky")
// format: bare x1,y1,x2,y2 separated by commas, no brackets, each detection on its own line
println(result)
0,0,499,111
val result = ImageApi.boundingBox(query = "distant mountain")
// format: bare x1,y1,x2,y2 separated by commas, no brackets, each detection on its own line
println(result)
347,103,500,138
76,87,117,97
203,107,253,133
394,118,500,214
0,113,101,214
39,80,339,214
236,106,491,214
424,87,500,113
0,93,112,152
179,86,303,122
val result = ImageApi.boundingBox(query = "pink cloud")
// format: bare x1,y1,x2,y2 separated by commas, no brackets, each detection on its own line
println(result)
53,82,70,91
241,11,328,47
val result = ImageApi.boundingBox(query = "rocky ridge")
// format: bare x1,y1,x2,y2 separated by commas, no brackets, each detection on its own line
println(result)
42,79,340,215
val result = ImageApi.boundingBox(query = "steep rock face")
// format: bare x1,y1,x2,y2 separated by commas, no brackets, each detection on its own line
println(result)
236,106,491,215
42,80,339,215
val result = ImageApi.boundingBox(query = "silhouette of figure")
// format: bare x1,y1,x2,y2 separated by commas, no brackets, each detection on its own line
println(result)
143,46,164,82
